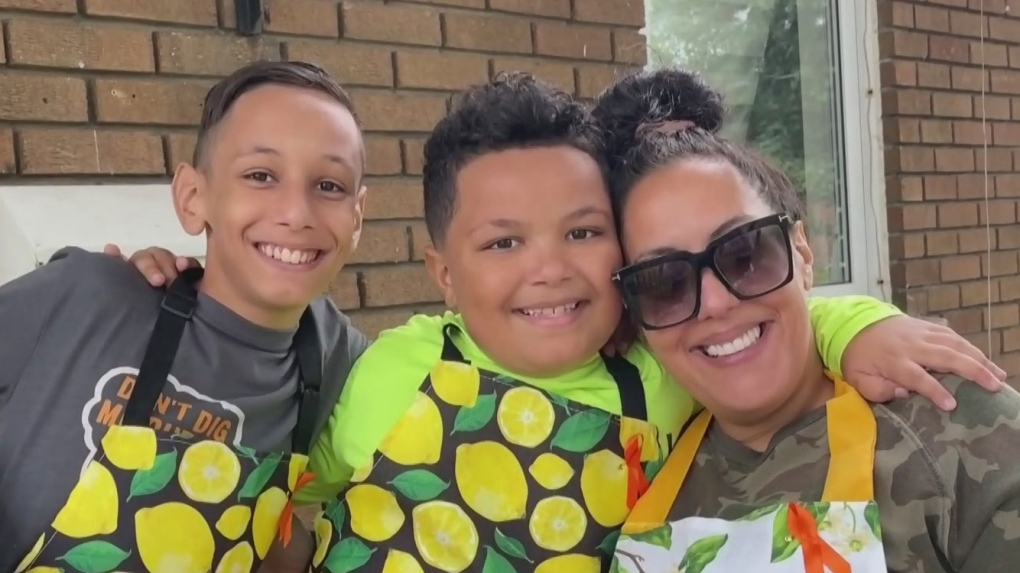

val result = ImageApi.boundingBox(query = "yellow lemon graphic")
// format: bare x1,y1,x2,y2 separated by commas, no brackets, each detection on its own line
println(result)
14,533,44,572
430,361,481,407
287,454,309,491
496,387,555,447
619,418,660,462
529,496,588,552
580,449,629,527
529,452,575,490
178,441,241,504
382,548,426,573
455,441,528,522
412,501,479,573
52,461,118,538
215,505,252,541
252,486,289,559
102,425,157,471
25,568,62,573
534,554,602,573
136,502,215,573
214,541,254,573
312,514,333,567
346,483,406,542
350,455,374,483
379,392,443,465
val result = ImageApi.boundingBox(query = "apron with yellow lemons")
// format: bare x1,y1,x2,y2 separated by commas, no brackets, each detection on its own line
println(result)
610,376,888,573
311,323,661,573
15,269,320,573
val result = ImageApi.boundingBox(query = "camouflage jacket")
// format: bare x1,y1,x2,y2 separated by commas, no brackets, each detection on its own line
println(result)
665,375,1020,572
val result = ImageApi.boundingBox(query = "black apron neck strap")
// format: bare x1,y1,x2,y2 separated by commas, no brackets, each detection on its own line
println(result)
440,323,469,364
122,269,322,455
600,352,648,421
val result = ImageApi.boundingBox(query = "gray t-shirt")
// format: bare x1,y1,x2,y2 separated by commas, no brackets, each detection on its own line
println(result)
0,247,369,567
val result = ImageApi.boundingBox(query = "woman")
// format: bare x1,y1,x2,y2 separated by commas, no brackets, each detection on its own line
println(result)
594,69,1020,572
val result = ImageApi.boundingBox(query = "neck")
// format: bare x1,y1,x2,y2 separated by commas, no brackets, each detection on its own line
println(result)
199,265,302,331
714,352,833,452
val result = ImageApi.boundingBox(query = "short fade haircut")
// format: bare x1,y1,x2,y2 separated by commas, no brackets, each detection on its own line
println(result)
422,72,606,246
193,61,360,168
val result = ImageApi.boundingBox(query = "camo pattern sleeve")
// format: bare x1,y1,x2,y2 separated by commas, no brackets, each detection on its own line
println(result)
663,376,1020,573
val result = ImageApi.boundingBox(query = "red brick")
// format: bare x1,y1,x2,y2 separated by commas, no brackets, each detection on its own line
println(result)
613,29,646,65
959,173,992,199
6,19,154,72
573,0,643,26
342,2,442,46
0,129,15,174
166,133,197,170
982,95,1011,119
950,66,987,92
411,0,484,7
879,30,928,58
960,228,994,253
881,60,917,87
932,92,973,117
949,9,987,37
925,230,958,255
0,0,75,12
941,254,983,282
935,148,975,172
938,203,980,227
364,136,403,176
916,62,950,88
887,176,924,202
883,90,931,115
285,41,393,87
973,42,1009,67
929,35,971,63
991,70,1020,94
913,5,950,32
327,272,360,310
919,119,951,143
0,74,87,122
351,222,410,264
986,303,1020,329
577,63,632,98
943,307,983,334
889,204,937,231
984,251,1020,277
93,79,211,125
997,174,1020,197
395,50,489,91
444,12,532,54
953,120,989,145
490,0,570,18
982,200,1019,225
493,57,575,93
877,1,913,27
535,21,613,61
264,0,339,37
927,284,961,311
401,138,426,175
976,148,1014,172
899,259,941,285
887,147,934,172
410,221,432,260
353,91,448,133
364,178,425,219
83,0,218,25
961,279,999,307
924,174,958,199
993,122,1020,145
19,128,164,175
889,233,925,259
156,32,279,76
989,16,1020,42
362,265,442,307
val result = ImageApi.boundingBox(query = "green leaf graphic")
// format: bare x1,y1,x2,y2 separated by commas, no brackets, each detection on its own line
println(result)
549,393,572,413
599,530,621,555
127,449,177,501
326,499,347,532
58,541,130,573
493,375,516,387
237,451,283,500
323,538,375,573
608,557,622,573
770,505,800,563
390,469,450,501
451,392,497,435
550,409,611,453
643,457,664,482
864,503,882,540
236,445,259,463
494,528,532,562
626,523,673,550
737,503,781,522
481,545,517,573
678,534,727,573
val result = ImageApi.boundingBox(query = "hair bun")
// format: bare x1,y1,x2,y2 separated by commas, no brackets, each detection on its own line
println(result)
593,68,725,165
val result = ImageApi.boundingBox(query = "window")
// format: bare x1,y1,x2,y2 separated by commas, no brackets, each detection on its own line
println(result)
643,0,885,297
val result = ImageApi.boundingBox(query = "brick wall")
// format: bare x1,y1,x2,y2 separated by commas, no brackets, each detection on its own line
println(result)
878,0,1020,377
0,0,645,337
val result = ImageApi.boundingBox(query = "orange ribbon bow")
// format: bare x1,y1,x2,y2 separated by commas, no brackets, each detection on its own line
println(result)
278,470,317,547
624,435,651,509
787,503,852,573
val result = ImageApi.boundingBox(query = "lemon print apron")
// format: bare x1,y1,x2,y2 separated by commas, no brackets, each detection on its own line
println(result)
311,324,660,573
611,376,888,573
15,269,322,573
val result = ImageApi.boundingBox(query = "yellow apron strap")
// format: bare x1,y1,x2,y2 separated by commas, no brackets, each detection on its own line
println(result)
622,409,712,532
821,373,877,502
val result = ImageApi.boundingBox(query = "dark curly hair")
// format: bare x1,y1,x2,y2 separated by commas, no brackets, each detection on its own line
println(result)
422,72,606,246
592,68,803,221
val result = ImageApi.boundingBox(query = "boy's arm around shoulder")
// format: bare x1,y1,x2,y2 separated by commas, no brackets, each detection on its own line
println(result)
298,313,447,503
807,295,901,374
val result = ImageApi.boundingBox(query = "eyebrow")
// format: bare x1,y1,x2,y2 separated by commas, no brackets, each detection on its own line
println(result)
470,205,610,235
633,215,756,262
238,145,355,169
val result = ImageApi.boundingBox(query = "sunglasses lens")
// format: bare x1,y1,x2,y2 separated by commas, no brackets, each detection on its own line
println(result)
623,259,699,328
714,223,791,297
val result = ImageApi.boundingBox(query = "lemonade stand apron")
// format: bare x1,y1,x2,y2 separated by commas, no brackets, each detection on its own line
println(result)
15,269,321,573
311,324,662,573
611,377,888,573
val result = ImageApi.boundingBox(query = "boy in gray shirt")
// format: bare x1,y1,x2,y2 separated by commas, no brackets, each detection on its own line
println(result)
0,62,368,572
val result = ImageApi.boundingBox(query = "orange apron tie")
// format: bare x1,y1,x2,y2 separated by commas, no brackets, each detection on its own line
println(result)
278,471,317,547
624,435,650,509
787,503,851,573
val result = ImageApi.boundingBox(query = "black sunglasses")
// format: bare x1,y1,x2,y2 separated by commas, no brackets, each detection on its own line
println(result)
612,213,795,330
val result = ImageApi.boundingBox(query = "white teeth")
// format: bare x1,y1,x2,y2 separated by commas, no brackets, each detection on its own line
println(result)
258,243,319,265
704,325,762,358
519,302,580,317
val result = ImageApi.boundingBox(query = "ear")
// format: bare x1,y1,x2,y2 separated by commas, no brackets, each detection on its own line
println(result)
349,184,368,252
424,244,457,309
171,163,208,236
790,220,814,291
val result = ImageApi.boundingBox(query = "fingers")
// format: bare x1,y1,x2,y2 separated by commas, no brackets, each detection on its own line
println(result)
102,243,125,260
128,247,181,287
175,256,202,272
887,360,957,411
923,331,1005,391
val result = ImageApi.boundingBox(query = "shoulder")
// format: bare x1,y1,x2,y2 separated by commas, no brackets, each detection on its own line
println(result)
623,342,698,437
307,297,369,368
348,312,446,384
48,247,161,303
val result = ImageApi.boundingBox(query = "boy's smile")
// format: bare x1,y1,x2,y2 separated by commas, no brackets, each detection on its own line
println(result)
425,146,622,378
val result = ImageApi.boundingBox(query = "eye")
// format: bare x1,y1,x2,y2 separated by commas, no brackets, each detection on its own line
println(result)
567,228,600,240
244,170,274,183
317,180,346,194
485,238,519,251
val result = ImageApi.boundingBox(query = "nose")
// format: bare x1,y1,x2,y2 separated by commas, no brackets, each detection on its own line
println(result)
696,268,740,320
527,242,574,286
275,183,316,229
